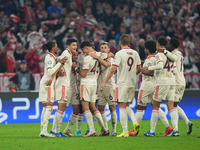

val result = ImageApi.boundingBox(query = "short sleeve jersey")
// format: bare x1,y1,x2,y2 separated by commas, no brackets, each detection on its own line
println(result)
112,48,141,87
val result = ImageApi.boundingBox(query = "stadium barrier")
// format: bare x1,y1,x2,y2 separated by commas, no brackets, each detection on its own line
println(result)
0,73,200,92
0,90,199,124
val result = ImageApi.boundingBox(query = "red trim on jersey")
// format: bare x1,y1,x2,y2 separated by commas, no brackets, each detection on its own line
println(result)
154,86,159,99
106,59,111,65
80,85,84,100
112,64,119,67
115,88,118,102
47,67,52,70
138,89,143,103
147,55,155,60
66,48,72,55
47,87,51,101
157,60,163,64
122,47,130,49
48,53,56,60
61,85,65,100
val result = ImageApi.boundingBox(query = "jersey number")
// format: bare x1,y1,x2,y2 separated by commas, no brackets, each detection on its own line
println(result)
91,61,98,74
127,57,134,71
164,59,173,72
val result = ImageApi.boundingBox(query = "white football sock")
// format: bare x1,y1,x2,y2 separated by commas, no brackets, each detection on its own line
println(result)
55,110,64,133
52,110,58,133
111,110,117,133
119,108,128,134
159,108,169,128
150,110,159,133
40,106,46,132
76,113,83,131
170,108,178,132
64,113,77,132
85,110,95,132
136,110,144,125
101,111,108,131
126,107,137,125
43,106,53,133
94,110,106,131
177,106,189,125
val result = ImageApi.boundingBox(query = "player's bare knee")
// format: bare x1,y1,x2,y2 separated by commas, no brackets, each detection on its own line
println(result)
136,105,145,110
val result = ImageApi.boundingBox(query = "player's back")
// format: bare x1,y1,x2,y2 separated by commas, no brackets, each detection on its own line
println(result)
172,49,185,86
114,48,141,87
154,52,175,85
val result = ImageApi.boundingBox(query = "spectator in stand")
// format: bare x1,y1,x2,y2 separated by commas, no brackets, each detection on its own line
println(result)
9,60,35,91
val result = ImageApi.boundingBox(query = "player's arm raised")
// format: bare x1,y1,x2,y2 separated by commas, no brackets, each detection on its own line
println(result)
89,52,111,67
164,50,177,62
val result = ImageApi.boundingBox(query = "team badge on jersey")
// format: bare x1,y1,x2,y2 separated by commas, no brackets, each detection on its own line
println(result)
48,60,52,65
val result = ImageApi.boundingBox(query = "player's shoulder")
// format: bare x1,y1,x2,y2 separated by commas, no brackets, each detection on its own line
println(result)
45,53,56,61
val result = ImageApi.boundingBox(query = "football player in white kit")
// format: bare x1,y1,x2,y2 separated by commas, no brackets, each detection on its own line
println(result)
39,41,67,137
75,41,109,137
132,40,173,137
50,39,77,137
101,34,141,137
164,38,193,135
144,37,178,136
89,42,117,136
63,51,84,136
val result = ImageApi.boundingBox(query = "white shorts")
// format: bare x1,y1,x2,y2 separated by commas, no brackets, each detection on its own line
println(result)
55,85,71,102
80,85,97,102
98,86,115,106
174,85,185,102
39,78,55,103
153,85,175,102
116,87,135,103
137,81,154,106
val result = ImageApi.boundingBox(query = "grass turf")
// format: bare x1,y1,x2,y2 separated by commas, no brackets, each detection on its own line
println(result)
0,119,199,150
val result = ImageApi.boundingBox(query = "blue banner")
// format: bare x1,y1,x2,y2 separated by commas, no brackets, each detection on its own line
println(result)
0,96,200,124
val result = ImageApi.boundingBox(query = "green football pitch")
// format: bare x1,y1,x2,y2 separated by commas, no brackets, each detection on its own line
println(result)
0,119,199,150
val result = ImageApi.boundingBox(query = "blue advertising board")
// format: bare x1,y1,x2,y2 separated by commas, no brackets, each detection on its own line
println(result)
0,91,199,124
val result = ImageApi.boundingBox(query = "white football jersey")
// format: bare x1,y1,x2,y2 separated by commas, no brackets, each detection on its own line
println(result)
113,48,141,87
81,52,107,85
56,49,72,87
153,52,175,85
99,57,115,87
172,49,185,86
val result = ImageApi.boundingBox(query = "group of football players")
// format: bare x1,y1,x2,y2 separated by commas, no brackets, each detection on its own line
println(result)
38,34,193,137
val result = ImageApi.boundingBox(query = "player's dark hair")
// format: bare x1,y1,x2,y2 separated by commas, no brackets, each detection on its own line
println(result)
166,38,180,52
66,38,77,46
42,41,56,52
80,41,93,49
157,36,167,47
145,40,156,54
120,34,130,45
101,42,110,47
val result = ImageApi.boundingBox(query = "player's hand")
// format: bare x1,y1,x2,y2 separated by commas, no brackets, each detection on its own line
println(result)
59,56,67,64
45,77,53,86
108,52,114,58
100,82,106,91
72,62,76,69
89,52,98,59
142,67,148,71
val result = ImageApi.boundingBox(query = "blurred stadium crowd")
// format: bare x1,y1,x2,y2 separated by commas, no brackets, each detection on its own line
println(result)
0,0,200,75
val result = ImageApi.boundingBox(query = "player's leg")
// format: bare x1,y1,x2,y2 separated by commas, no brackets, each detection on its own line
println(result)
82,100,96,137
40,101,55,137
126,103,137,126
98,105,108,132
116,102,129,137
109,105,117,136
90,102,108,135
64,104,80,136
40,102,46,136
52,101,66,137
175,103,193,135
158,107,173,136
75,104,83,136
